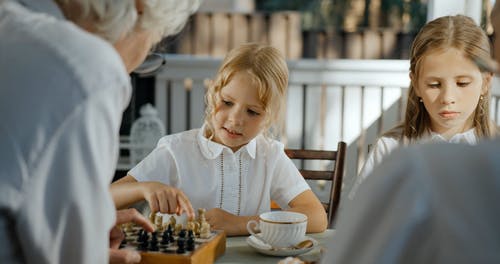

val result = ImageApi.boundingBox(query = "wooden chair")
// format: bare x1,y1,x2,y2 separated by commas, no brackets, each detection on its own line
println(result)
284,141,347,228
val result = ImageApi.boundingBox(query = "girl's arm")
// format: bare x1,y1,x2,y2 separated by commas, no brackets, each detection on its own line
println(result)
287,190,328,233
110,175,142,209
205,190,327,236
205,208,259,236
110,175,195,219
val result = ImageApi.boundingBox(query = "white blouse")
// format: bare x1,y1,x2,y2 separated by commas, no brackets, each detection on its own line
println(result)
129,127,311,216
349,128,478,199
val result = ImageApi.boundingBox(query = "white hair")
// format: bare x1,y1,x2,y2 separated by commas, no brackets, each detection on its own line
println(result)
55,0,200,43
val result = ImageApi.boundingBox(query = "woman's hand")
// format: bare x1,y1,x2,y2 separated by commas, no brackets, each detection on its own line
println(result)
140,181,195,220
109,208,155,264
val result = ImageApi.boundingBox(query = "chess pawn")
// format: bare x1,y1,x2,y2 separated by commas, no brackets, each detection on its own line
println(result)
186,220,194,231
155,214,163,231
193,222,200,236
123,222,134,233
149,212,156,225
161,222,170,232
199,220,211,239
169,215,177,228
175,223,182,236
186,230,195,251
197,208,206,225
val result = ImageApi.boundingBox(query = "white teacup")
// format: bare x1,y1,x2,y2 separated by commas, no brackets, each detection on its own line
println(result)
246,211,307,248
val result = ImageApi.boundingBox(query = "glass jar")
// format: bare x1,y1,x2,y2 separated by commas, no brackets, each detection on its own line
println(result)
130,103,165,166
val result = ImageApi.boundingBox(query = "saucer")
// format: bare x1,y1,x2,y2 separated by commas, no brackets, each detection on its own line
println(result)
246,234,318,257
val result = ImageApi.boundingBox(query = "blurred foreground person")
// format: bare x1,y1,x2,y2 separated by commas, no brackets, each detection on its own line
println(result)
321,8,500,264
0,0,199,263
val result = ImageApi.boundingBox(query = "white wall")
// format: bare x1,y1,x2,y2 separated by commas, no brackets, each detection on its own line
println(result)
428,0,482,24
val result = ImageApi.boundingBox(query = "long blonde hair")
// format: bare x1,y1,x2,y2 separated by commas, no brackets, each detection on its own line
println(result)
204,43,289,139
394,15,496,142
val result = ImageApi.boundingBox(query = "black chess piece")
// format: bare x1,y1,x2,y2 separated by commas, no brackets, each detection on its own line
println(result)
167,228,175,243
161,231,170,245
186,236,195,251
149,238,159,251
141,231,149,243
136,229,144,243
176,236,186,254
119,239,127,249
178,229,187,239
139,239,148,251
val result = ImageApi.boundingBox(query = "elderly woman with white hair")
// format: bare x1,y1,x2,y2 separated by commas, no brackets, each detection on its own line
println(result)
0,0,199,263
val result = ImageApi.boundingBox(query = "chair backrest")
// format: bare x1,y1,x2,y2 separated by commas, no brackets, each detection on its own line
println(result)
285,141,347,228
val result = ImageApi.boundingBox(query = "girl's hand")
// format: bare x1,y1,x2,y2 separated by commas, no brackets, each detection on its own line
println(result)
205,208,257,236
140,182,195,220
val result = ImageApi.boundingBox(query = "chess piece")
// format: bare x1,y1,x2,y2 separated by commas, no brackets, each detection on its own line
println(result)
186,230,195,251
149,212,155,222
166,225,175,243
187,220,200,234
169,215,177,228
197,208,206,226
137,229,146,243
176,229,187,254
187,220,194,231
178,229,187,238
174,223,183,236
155,214,164,231
199,220,211,239
161,230,170,245
123,222,134,233
193,222,200,236
139,232,149,251
162,222,170,231
149,232,159,251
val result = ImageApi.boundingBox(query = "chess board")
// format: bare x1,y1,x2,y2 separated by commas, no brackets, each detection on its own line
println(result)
120,226,226,264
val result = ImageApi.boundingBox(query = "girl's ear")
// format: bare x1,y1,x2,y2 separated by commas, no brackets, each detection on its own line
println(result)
410,72,421,97
482,72,493,95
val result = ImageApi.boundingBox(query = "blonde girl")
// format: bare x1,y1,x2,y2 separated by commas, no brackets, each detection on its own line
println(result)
111,43,328,235
351,15,496,197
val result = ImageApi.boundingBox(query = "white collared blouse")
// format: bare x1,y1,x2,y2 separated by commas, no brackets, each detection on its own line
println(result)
129,127,311,216
350,128,478,199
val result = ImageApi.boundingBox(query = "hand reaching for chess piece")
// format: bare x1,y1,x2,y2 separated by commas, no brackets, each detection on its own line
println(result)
140,182,195,219
109,208,155,264
112,179,195,220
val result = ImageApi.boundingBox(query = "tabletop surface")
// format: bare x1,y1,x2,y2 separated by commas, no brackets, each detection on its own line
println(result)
216,230,334,264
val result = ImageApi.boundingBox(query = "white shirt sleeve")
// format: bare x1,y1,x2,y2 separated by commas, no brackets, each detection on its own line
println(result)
269,146,311,209
128,139,180,186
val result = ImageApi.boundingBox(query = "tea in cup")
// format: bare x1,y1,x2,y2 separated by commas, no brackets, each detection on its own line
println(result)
246,211,307,248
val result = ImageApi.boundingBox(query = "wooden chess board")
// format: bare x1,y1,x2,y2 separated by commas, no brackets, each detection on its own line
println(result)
121,226,226,264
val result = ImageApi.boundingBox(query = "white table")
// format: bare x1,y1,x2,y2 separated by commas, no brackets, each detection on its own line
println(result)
216,230,334,264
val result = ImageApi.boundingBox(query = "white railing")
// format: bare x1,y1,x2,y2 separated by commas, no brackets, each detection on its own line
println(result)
121,55,500,202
